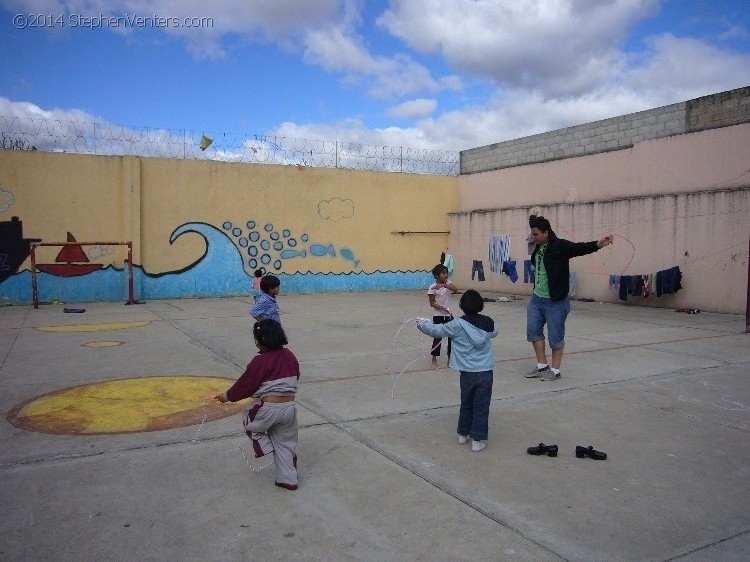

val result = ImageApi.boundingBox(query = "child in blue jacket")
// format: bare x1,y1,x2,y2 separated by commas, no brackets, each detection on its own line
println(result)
417,289,498,452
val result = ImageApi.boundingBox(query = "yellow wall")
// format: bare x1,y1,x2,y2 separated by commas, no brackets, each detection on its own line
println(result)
0,150,457,302
138,158,455,275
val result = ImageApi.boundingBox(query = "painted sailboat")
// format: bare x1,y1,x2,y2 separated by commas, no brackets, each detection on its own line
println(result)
36,232,103,277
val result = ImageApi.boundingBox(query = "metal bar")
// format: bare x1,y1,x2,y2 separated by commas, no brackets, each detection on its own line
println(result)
30,244,38,309
127,242,135,305
29,241,134,309
31,241,131,247
390,231,450,235
746,230,749,333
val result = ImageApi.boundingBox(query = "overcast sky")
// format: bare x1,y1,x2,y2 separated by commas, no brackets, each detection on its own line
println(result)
1,0,749,153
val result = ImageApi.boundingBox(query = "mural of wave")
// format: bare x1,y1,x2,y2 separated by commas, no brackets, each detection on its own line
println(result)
0,221,433,304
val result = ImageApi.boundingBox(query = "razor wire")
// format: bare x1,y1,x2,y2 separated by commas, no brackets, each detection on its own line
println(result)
0,116,459,176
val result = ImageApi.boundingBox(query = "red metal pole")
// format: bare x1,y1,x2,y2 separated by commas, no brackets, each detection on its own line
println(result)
127,242,135,305
30,244,38,309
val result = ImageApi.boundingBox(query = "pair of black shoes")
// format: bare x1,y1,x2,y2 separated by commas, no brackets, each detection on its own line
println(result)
527,443,607,460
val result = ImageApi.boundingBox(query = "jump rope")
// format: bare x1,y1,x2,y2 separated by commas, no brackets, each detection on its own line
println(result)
191,397,274,473
388,299,456,399
387,230,639,398
192,233,636,470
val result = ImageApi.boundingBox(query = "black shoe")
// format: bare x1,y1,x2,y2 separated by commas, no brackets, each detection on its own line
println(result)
527,443,558,457
575,445,607,460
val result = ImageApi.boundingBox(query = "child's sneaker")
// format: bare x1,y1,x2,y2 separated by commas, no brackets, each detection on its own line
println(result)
458,434,470,444
471,439,486,453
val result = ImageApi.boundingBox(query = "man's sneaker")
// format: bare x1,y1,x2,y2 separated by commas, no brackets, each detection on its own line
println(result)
458,434,470,445
525,365,550,378
541,370,561,381
471,439,486,453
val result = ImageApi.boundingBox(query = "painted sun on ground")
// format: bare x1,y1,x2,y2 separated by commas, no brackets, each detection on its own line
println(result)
6,375,245,435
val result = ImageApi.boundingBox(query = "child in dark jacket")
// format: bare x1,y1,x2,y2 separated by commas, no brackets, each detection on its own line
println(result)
214,319,300,489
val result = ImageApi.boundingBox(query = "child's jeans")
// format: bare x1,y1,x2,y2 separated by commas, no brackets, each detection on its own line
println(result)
457,370,493,441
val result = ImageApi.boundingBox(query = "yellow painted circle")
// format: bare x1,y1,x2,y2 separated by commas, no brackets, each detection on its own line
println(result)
83,341,123,348
36,321,151,333
7,376,246,435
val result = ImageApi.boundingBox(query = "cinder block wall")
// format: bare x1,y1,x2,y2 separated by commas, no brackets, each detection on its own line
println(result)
461,86,750,174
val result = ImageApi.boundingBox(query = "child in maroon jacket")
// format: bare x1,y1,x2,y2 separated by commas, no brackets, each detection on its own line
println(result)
214,319,300,490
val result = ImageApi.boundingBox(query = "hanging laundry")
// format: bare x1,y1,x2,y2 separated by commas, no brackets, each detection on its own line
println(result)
619,275,632,301
523,260,535,284
526,233,536,255
502,259,518,283
642,274,651,298
442,253,454,278
489,235,510,273
656,266,682,296
630,276,644,297
471,260,485,282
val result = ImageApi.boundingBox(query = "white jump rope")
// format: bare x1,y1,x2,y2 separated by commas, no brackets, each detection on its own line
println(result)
191,398,274,473
388,308,451,399
193,307,448,468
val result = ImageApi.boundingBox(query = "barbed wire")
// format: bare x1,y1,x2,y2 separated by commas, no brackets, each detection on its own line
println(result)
0,116,459,176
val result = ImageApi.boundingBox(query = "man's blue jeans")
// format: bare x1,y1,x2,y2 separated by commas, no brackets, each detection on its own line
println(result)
526,293,570,349
457,370,493,441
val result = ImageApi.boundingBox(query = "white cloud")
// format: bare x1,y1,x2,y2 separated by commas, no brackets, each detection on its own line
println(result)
3,0,749,160
378,0,658,96
386,98,438,119
302,24,449,99
623,34,750,102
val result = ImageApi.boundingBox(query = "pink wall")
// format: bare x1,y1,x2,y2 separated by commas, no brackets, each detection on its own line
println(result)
458,124,750,211
452,124,750,314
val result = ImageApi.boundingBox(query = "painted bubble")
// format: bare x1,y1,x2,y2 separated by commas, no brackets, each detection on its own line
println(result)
264,223,274,232
239,238,248,247
248,246,258,257
261,254,271,264
274,260,282,270
247,221,256,229
288,238,297,247
223,222,232,230
232,228,242,237
261,240,270,251
270,232,279,241
249,232,260,242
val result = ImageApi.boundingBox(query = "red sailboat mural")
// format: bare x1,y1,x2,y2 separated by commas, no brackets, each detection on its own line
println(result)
36,232,103,277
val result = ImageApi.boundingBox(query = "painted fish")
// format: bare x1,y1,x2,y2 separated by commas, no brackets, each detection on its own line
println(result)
310,243,335,257
279,249,307,259
339,247,360,268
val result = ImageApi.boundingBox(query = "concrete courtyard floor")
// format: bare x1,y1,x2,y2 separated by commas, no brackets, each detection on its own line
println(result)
1,291,749,561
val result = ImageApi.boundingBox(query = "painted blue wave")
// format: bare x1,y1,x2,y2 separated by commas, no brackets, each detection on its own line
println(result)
142,222,250,299
0,221,434,303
